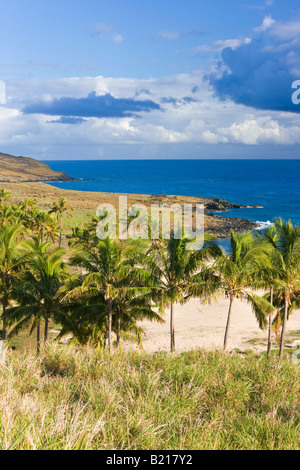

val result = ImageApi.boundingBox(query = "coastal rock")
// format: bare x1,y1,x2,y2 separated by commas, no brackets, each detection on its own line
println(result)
203,197,259,213
206,214,257,238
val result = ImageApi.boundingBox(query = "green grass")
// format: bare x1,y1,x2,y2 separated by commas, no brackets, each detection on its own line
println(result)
0,345,299,450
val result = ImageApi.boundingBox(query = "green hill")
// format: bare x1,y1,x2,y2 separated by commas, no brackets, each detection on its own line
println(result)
0,152,74,182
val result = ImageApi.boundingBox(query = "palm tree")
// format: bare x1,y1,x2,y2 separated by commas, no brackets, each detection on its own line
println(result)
18,198,37,216
26,210,58,244
63,287,162,349
260,219,300,360
0,189,11,206
0,205,20,228
66,227,93,250
254,225,280,358
0,225,25,341
6,240,72,354
134,235,217,352
199,231,274,350
49,198,74,247
69,238,135,352
68,238,160,352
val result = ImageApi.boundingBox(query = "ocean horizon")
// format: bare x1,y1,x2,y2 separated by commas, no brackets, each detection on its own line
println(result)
44,159,300,228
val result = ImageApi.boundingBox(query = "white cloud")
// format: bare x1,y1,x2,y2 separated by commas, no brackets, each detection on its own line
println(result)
200,130,227,144
113,34,124,44
197,37,251,52
254,15,276,32
270,20,300,40
0,81,6,105
219,117,300,145
157,31,181,40
2,72,300,160
90,23,114,38
89,23,124,43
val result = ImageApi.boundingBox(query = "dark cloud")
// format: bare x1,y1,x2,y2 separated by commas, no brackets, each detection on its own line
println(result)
23,92,161,118
160,96,198,106
49,116,86,124
182,96,198,103
134,89,152,97
207,32,300,113
160,97,178,105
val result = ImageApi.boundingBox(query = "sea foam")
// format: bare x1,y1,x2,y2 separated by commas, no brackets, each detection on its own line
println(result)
255,220,273,231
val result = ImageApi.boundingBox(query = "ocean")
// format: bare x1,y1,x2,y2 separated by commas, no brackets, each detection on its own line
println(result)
45,159,300,228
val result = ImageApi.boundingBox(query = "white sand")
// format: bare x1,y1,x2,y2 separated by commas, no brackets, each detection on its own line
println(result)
129,296,300,354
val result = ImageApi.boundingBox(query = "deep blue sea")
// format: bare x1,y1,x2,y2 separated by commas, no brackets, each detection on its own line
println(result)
44,159,300,228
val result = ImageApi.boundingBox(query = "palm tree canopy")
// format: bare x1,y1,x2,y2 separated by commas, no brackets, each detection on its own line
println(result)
6,240,73,339
196,231,274,330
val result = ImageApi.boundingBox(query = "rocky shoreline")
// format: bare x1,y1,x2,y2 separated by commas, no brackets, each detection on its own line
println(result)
149,194,259,238
202,197,259,237
205,213,258,238
0,174,78,183
203,197,261,213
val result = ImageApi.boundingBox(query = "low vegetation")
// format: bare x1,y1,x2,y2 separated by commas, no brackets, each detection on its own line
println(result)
0,346,299,450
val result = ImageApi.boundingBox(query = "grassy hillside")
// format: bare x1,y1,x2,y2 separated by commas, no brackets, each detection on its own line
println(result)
0,346,299,450
1,181,256,239
0,152,73,182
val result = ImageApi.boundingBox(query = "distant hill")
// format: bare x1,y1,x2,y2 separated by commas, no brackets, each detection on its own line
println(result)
0,152,75,182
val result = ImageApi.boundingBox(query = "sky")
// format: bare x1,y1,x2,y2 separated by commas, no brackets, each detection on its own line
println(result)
0,0,300,160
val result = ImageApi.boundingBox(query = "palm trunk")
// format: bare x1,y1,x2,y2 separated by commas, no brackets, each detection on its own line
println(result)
267,287,274,360
37,322,41,355
224,296,234,350
59,213,62,247
170,303,175,352
275,312,281,348
2,278,7,341
117,317,121,348
44,316,49,345
108,299,113,354
279,295,288,361
2,303,6,342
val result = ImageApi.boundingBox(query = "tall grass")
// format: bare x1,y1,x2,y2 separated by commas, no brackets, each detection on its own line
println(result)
0,345,299,450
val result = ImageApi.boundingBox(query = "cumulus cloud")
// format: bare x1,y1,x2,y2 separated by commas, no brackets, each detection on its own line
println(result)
23,91,161,119
254,15,276,32
207,17,300,113
218,116,300,145
2,70,300,160
270,20,300,40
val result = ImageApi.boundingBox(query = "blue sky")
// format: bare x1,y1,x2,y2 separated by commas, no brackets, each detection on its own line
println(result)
0,0,300,159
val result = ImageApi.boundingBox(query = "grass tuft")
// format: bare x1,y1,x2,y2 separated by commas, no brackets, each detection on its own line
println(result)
0,345,299,450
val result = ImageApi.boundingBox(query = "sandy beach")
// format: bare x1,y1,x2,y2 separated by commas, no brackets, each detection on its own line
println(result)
131,296,300,354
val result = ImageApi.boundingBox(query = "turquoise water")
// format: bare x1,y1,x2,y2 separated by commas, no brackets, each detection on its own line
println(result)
45,159,300,227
